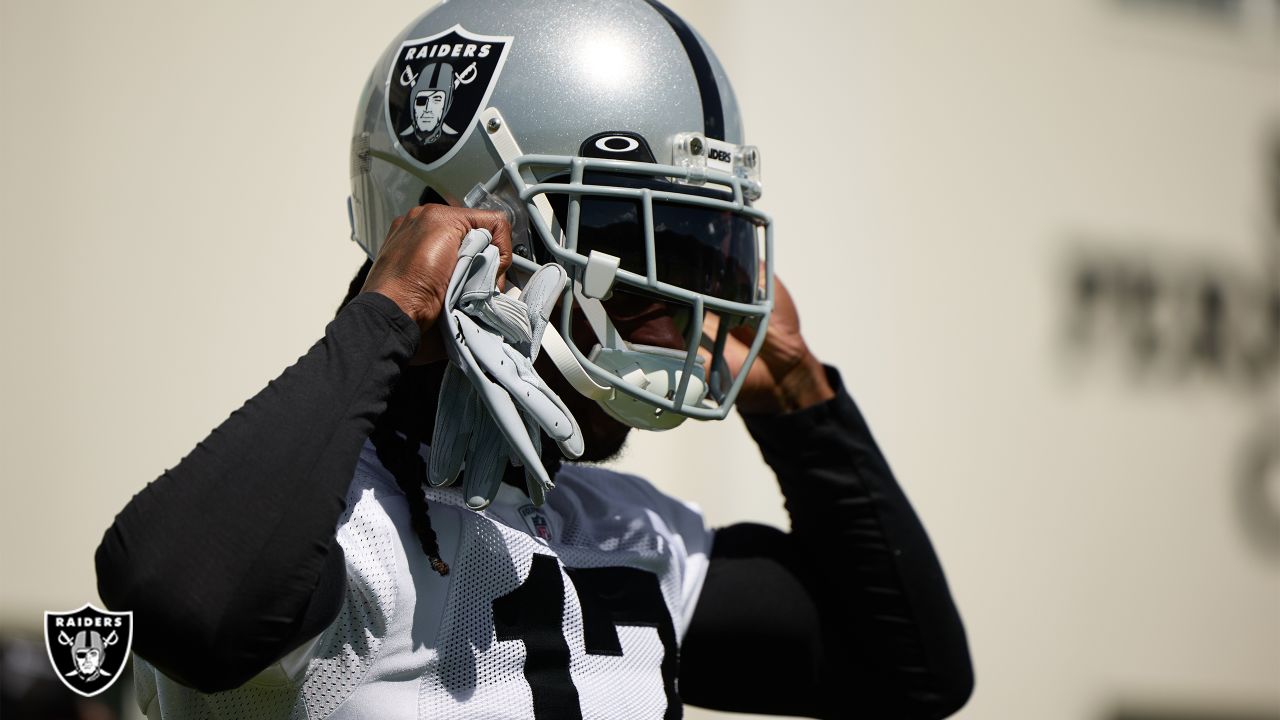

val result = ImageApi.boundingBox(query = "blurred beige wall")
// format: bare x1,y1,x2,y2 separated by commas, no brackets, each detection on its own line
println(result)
1,1,1277,719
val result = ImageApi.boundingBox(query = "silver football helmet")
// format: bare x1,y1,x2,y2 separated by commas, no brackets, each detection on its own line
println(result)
349,0,773,430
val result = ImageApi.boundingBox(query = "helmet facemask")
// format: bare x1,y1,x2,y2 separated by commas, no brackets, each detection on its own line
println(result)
467,137,773,430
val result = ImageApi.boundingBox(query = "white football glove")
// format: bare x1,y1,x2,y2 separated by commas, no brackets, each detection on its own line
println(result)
429,229,583,509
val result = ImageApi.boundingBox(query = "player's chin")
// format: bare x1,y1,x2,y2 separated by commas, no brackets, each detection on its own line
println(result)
534,348,631,464
572,402,631,463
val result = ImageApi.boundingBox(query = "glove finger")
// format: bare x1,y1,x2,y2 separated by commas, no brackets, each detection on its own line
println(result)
451,312,554,492
517,263,568,361
458,242,503,303
457,312,582,450
521,405,542,467
524,465,548,508
472,379,554,496
462,410,509,510
511,346,583,458
459,228,492,257
460,245,533,344
471,292,533,345
428,363,473,487
518,408,551,506
444,229,495,309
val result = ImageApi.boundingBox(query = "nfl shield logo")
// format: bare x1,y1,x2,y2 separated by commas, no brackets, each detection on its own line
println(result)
519,505,554,542
44,603,133,697
385,24,513,169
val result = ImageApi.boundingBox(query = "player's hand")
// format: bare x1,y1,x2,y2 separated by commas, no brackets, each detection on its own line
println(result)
362,204,512,364
718,276,835,415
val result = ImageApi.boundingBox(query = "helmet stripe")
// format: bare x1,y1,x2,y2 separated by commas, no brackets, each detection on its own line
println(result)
640,0,726,141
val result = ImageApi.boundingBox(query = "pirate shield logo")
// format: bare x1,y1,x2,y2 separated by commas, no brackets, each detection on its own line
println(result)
44,603,133,697
386,24,512,169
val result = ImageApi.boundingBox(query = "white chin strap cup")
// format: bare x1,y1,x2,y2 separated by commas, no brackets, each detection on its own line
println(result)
536,317,707,431
591,345,707,431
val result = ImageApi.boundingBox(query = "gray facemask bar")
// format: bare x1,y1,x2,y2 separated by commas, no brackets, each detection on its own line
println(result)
483,154,774,421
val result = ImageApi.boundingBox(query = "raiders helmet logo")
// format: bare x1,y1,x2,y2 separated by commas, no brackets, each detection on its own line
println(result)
44,603,133,697
386,25,512,169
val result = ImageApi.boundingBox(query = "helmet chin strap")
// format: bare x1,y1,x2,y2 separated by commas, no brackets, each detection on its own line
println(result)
526,288,612,403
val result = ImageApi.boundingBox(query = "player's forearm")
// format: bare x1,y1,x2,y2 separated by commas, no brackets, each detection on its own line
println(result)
770,351,837,413
94,292,419,693
741,367,974,718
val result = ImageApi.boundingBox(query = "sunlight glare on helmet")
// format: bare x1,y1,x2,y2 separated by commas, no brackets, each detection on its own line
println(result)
578,33,633,89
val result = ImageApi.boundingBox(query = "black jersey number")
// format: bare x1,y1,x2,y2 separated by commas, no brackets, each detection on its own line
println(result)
492,554,680,720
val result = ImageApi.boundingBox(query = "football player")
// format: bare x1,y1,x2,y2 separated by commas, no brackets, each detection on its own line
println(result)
96,1,974,718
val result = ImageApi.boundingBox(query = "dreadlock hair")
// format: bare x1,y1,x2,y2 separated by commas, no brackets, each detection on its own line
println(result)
339,258,449,576
369,427,449,575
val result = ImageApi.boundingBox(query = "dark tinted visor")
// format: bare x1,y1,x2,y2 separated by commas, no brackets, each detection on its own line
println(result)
544,172,761,304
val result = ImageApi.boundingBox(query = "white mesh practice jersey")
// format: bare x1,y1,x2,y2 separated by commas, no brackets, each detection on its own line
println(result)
133,439,713,719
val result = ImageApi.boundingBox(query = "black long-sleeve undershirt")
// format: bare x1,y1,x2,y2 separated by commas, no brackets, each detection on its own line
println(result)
680,368,973,718
96,293,419,692
95,293,972,717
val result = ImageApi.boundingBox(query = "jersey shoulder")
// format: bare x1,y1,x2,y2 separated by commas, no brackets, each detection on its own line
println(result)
549,464,711,555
